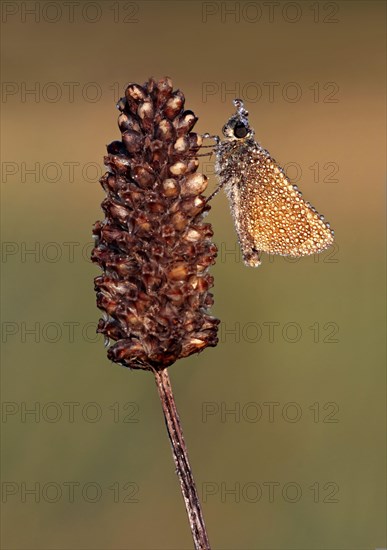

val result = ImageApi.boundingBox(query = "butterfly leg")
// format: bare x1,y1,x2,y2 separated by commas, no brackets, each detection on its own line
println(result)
188,152,214,158
241,247,262,268
201,134,225,202
205,180,227,203
202,133,220,145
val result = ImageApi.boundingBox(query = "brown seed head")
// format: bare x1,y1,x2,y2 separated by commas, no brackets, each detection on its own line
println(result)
92,77,219,370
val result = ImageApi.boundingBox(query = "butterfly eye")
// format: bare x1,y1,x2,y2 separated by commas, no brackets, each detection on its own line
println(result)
234,122,248,138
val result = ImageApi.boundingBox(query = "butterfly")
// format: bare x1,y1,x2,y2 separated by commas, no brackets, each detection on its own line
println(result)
205,99,334,267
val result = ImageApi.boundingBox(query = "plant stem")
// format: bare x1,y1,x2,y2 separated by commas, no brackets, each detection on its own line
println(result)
154,369,211,550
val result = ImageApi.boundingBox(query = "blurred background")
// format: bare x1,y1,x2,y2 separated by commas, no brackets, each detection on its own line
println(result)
1,1,386,548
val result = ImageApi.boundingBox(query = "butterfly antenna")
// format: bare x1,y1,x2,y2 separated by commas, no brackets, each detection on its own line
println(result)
233,98,249,117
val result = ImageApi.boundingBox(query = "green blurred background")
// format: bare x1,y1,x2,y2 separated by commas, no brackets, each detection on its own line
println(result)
1,1,385,548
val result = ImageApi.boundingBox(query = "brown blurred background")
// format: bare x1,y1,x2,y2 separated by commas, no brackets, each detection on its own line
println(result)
1,1,386,548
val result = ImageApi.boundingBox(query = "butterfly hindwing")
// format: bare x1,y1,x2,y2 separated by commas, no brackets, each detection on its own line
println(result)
233,146,334,262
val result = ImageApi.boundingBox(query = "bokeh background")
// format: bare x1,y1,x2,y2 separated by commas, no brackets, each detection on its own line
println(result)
1,1,386,549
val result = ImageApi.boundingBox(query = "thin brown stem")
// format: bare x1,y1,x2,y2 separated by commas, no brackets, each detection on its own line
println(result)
153,369,211,550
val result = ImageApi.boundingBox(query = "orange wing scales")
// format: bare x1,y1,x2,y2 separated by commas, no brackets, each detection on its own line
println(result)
216,140,334,267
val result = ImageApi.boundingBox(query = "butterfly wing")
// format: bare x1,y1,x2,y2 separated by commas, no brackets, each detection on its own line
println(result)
231,146,334,265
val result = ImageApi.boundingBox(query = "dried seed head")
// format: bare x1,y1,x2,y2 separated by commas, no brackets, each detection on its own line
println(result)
92,77,219,371
181,173,208,196
162,178,180,198
164,91,185,119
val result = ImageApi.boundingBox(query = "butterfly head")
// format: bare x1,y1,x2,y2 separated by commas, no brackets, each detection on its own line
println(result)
222,99,254,141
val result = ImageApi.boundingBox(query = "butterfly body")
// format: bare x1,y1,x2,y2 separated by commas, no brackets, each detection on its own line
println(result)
213,100,334,267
